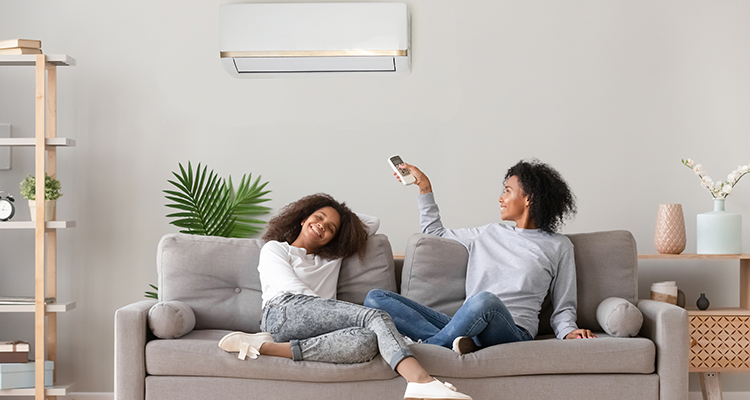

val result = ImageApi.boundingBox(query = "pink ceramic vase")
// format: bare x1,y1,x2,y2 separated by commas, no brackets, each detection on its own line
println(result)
654,204,686,254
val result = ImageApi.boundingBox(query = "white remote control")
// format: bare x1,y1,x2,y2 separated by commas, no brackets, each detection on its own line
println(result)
388,155,416,186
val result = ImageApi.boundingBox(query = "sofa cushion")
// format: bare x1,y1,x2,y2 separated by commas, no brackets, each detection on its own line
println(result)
564,230,639,334
410,335,655,378
145,330,399,383
148,300,196,339
400,234,469,316
157,234,266,332
157,233,397,332
337,234,397,305
596,297,643,338
145,330,654,381
400,231,639,336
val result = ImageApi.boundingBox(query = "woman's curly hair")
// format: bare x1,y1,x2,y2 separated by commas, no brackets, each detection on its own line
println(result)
505,159,577,234
262,193,368,260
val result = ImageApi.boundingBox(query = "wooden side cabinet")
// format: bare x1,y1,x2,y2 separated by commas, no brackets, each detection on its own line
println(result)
639,253,750,400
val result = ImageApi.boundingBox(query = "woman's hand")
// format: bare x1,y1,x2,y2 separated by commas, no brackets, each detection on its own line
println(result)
565,329,596,339
396,163,432,194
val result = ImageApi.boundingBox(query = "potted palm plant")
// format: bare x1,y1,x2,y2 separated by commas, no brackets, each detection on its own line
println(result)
146,162,271,298
19,173,62,221
164,161,271,237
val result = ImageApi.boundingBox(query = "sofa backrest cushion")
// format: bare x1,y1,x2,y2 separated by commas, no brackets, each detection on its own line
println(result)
157,233,396,332
401,234,469,316
563,230,639,333
400,230,638,336
337,234,398,305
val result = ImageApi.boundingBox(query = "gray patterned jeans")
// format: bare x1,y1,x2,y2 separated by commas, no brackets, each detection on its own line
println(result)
260,293,413,370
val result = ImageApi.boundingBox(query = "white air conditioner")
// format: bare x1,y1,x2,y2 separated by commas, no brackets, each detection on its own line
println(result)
219,2,410,77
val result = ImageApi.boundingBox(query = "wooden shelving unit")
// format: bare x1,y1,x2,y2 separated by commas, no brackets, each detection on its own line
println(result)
639,253,750,400
0,54,76,399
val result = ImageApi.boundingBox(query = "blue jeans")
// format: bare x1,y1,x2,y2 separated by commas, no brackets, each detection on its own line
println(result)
260,293,413,370
364,289,533,349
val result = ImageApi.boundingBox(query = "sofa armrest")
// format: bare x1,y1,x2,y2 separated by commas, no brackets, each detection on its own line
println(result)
637,299,689,400
115,299,157,400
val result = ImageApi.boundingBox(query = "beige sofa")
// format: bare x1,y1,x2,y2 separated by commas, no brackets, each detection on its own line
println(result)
115,230,688,400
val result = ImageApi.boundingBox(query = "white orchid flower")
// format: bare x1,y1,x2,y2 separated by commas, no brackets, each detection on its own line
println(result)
683,158,745,199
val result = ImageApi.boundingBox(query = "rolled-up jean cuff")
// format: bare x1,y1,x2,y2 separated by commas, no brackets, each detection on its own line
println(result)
290,339,303,361
388,347,414,371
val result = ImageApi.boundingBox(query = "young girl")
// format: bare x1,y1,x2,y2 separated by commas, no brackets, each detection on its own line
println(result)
219,193,472,400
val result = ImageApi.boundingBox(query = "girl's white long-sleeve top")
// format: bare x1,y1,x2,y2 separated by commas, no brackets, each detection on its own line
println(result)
258,214,379,308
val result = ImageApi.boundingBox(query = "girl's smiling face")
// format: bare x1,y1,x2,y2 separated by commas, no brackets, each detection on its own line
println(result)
294,206,341,253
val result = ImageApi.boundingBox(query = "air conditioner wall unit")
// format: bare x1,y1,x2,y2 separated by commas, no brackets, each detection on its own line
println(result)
219,3,410,77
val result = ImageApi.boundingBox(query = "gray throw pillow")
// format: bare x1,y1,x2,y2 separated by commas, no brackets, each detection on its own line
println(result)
596,297,643,338
148,300,196,339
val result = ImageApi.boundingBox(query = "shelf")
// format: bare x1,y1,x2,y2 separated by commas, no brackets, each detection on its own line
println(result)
0,54,76,67
0,383,74,396
0,301,76,313
687,307,750,316
639,253,750,260
0,138,76,147
1,48,76,400
0,221,76,229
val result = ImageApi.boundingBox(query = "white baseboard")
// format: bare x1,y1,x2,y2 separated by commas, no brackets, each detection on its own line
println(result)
60,393,114,400
61,391,750,400
689,392,750,400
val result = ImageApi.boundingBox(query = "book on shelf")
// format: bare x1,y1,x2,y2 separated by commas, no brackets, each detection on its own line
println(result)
0,39,42,50
0,296,56,305
0,341,29,363
0,48,43,55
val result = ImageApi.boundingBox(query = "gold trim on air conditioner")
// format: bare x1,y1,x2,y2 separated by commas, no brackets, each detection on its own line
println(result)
220,50,408,58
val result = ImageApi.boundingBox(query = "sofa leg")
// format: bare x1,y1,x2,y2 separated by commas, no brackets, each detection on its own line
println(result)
699,372,723,400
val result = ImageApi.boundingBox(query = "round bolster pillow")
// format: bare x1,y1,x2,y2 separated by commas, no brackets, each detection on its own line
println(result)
148,300,196,339
596,297,643,338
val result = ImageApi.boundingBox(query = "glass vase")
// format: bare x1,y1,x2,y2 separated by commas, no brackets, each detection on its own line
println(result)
696,198,742,254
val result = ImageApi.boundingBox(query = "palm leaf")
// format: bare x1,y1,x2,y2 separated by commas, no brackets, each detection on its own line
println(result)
164,162,271,238
227,174,272,238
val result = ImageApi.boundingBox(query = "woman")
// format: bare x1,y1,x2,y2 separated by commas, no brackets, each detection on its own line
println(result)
219,193,472,400
365,160,594,355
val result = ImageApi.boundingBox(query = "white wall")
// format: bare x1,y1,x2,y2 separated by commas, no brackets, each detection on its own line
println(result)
1,0,750,394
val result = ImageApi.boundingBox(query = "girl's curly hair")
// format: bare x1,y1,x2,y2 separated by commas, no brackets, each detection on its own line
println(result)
262,193,368,260
505,159,577,234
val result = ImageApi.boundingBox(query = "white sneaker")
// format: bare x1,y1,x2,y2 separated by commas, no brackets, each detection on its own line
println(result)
451,336,480,355
404,379,472,400
218,331,274,360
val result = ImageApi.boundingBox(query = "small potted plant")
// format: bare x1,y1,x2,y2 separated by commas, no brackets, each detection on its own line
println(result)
19,173,62,221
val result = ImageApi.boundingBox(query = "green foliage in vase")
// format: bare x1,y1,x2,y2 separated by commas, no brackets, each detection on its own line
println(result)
19,173,63,201
164,161,272,238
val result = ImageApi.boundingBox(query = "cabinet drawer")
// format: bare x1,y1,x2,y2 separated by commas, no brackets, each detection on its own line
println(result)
690,315,750,371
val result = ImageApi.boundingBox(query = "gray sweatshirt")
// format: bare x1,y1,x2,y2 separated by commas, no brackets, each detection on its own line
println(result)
418,193,578,339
